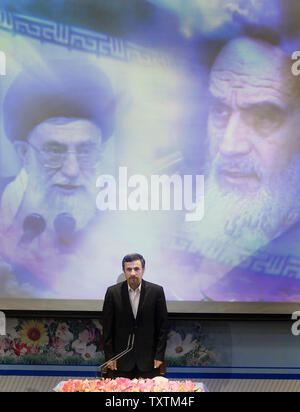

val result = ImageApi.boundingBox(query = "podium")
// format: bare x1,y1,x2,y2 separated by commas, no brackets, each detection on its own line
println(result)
96,334,167,379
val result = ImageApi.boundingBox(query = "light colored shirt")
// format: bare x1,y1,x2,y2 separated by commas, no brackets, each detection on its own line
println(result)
128,282,141,319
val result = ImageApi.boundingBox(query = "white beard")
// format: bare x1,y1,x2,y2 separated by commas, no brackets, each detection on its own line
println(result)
46,186,97,230
2,172,97,234
184,153,300,266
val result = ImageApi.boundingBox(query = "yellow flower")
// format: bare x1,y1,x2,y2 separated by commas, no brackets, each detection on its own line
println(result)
20,320,49,347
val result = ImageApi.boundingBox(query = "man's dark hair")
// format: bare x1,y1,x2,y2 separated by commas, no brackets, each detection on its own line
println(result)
122,253,145,270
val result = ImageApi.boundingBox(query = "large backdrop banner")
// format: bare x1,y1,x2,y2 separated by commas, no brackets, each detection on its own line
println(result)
1,0,300,306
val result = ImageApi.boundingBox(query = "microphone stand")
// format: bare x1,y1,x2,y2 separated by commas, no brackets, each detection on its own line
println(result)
95,334,135,378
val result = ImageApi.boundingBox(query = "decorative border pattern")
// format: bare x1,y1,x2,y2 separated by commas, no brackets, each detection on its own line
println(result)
0,8,173,67
170,235,300,279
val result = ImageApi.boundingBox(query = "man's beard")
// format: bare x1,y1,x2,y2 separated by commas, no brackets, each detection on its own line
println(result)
46,186,97,230
185,153,300,265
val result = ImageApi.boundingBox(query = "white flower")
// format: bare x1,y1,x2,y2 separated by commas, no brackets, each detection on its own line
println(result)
72,339,86,355
82,344,97,360
153,376,168,383
71,340,97,360
166,332,197,358
56,323,73,343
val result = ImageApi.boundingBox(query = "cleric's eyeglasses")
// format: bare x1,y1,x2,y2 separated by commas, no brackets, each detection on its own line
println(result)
27,141,104,169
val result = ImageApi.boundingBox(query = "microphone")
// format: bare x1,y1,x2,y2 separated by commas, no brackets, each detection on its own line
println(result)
53,213,76,246
95,334,135,378
19,213,46,244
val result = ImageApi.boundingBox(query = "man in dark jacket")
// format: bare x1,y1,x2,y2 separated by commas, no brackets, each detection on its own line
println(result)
102,253,168,379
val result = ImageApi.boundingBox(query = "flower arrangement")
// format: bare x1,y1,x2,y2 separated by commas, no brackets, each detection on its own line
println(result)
56,377,205,392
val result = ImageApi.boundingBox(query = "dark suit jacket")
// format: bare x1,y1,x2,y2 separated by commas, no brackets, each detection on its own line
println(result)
102,279,168,372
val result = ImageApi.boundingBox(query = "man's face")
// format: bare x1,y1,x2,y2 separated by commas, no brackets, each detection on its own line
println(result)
23,118,103,229
124,260,145,290
208,37,300,194
194,37,300,256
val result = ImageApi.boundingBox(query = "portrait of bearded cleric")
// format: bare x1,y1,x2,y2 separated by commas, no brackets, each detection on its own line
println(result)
201,36,300,254
165,33,300,301
0,59,118,297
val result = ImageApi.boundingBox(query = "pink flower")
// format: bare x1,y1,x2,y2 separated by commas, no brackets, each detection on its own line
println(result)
57,377,204,392
51,337,66,350
0,337,12,350
79,327,97,344
30,345,40,355
56,323,73,343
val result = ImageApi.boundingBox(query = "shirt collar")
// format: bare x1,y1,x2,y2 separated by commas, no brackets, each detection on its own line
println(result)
128,281,142,293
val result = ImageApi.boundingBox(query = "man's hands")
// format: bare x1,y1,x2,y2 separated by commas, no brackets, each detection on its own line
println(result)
154,360,163,369
108,359,162,370
107,360,117,370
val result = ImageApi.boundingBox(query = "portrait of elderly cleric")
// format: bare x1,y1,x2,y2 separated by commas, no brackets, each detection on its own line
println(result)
0,60,116,295
171,32,300,301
